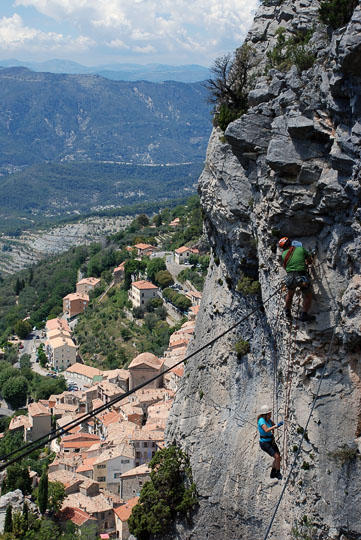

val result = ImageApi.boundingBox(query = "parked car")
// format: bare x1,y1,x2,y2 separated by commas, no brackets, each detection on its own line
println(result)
19,344,24,349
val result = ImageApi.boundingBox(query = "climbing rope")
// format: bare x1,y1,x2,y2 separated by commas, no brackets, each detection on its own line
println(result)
282,290,301,469
263,312,341,540
0,282,285,470
272,290,284,423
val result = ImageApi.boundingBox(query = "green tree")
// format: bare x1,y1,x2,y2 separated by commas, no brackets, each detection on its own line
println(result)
0,367,18,391
137,214,150,227
155,270,174,289
78,523,98,540
33,376,67,401
4,506,12,533
20,354,31,370
147,258,166,283
47,481,65,515
128,445,198,540
14,320,32,339
6,463,32,495
2,376,29,409
152,214,162,227
37,471,48,515
188,253,199,267
124,259,146,290
205,44,255,130
319,0,358,28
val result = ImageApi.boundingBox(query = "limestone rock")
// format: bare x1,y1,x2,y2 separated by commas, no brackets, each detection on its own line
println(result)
166,1,361,539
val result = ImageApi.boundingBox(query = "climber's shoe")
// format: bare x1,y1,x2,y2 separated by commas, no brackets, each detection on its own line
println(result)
270,468,277,478
285,308,292,320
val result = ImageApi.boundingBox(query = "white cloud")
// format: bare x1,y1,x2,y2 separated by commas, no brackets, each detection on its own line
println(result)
13,0,259,62
0,13,94,51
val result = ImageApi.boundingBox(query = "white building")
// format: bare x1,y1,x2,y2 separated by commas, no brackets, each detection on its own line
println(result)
128,280,159,308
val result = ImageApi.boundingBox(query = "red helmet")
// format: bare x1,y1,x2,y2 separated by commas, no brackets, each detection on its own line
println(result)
278,237,289,248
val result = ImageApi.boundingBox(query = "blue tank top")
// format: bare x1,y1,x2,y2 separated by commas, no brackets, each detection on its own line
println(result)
258,417,273,442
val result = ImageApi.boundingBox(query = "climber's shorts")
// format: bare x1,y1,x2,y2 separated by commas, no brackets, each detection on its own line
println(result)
259,440,280,457
285,271,311,292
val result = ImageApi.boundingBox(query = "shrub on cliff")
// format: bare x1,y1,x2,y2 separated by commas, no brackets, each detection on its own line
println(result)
205,44,255,131
128,445,198,540
319,0,358,28
267,27,315,73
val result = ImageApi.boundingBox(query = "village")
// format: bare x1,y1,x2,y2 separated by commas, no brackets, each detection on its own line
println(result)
3,236,203,539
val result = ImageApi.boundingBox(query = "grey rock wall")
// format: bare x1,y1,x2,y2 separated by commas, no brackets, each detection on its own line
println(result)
166,2,361,539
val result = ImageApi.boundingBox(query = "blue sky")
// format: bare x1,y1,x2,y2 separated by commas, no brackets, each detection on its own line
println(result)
0,0,259,67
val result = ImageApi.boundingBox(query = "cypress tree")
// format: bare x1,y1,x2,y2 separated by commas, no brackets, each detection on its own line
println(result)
23,501,29,531
38,471,48,515
4,504,12,533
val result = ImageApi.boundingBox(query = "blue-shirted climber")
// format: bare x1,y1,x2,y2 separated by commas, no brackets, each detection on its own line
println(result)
257,404,284,479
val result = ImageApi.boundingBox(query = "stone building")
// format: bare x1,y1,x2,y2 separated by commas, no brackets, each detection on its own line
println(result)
128,352,164,390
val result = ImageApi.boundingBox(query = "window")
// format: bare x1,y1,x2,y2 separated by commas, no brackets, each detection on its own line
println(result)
98,476,106,482
136,452,141,458
143,442,148,448
114,472,122,479
121,459,130,464
97,464,106,469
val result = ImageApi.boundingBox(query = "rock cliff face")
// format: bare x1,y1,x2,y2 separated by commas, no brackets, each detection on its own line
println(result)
166,1,361,539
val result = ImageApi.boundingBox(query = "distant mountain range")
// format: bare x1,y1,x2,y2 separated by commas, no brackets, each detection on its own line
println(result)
0,66,212,231
0,66,212,169
0,59,211,83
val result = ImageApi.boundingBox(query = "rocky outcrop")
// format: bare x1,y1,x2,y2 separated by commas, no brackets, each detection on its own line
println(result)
167,2,361,539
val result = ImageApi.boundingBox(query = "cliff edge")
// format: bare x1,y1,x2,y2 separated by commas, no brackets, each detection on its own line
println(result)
166,1,361,539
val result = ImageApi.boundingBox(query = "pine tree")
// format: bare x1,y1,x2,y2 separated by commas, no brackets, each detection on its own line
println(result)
38,471,48,515
4,504,13,533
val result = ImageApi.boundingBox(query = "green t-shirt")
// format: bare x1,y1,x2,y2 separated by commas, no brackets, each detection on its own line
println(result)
282,246,310,272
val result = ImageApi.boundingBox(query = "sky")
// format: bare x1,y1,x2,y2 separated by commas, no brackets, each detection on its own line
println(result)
0,0,259,67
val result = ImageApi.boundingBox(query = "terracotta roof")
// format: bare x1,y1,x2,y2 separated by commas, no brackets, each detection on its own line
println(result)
102,368,129,381
63,433,100,442
114,497,139,521
28,401,50,417
65,363,101,379
175,246,190,254
63,441,100,449
170,366,184,377
98,380,125,396
128,352,163,370
58,507,96,526
76,277,100,286
113,262,126,272
49,335,76,349
99,410,121,427
63,292,89,302
120,464,151,478
9,415,31,430
94,444,135,464
76,457,97,473
92,398,104,409
134,243,154,250
46,318,70,331
190,305,200,315
62,492,113,514
131,280,158,290
169,339,188,349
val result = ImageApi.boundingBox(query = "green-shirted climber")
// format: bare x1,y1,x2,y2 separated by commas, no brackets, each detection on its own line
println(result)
278,237,315,322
